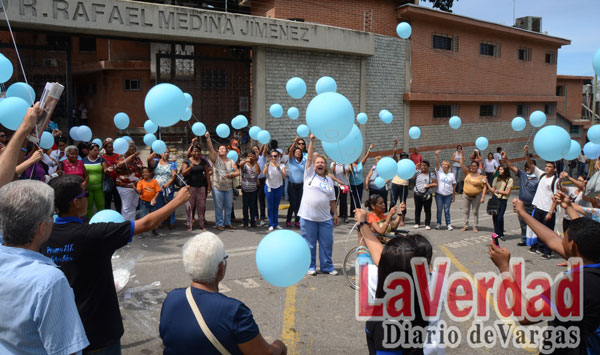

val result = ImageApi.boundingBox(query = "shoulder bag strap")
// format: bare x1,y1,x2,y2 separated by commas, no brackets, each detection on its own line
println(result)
185,287,231,355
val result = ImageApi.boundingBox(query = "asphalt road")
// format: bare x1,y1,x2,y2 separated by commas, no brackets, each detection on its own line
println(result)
115,190,569,354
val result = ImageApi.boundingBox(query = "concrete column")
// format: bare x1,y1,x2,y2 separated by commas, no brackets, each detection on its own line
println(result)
359,57,367,154
403,40,412,153
252,46,266,129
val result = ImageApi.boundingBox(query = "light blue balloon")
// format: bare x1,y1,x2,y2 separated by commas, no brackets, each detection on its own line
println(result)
227,150,239,162
192,122,206,136
143,133,157,146
356,112,368,125
39,131,54,149
296,124,309,138
113,112,129,130
315,76,337,94
77,125,92,142
322,125,362,164
255,230,311,288
184,92,193,107
216,123,230,138
144,83,186,127
475,137,488,151
286,77,307,99
287,107,299,120
0,53,14,83
564,140,581,161
379,110,393,124
588,125,600,144
584,142,600,160
0,97,30,130
306,92,354,143
257,130,271,145
396,22,412,39
270,104,283,118
231,115,248,129
249,126,261,140
397,159,417,180
529,111,546,128
152,139,167,154
144,120,158,134
449,116,461,129
181,108,192,122
122,136,133,142
374,176,386,188
92,138,103,147
409,126,421,140
113,138,129,155
376,157,398,180
533,125,570,162
593,48,600,76
89,209,126,224
69,126,80,141
7,82,35,106
511,117,526,132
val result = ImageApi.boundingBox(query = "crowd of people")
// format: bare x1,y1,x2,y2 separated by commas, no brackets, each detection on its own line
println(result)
2,103,600,354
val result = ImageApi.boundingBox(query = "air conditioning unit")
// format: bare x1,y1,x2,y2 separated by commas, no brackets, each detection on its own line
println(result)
514,16,542,33
43,58,58,67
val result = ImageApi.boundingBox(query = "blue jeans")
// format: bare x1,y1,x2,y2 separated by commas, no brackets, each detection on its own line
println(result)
492,198,508,236
154,189,175,225
84,340,121,355
435,193,452,226
139,200,156,218
519,202,534,243
213,189,233,227
265,185,283,227
300,218,334,272
452,166,461,182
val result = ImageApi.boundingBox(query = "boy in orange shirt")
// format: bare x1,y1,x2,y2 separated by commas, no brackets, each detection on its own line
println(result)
136,167,161,237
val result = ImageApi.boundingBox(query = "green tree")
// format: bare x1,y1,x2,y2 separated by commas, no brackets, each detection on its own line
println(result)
425,0,457,12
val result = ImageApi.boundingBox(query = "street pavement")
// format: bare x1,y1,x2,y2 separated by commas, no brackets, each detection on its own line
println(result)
116,190,569,354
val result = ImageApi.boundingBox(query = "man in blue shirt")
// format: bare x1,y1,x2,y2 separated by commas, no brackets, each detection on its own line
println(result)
0,180,89,354
500,151,539,246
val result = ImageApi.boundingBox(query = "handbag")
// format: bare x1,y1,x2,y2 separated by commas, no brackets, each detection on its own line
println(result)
102,173,115,193
186,287,231,355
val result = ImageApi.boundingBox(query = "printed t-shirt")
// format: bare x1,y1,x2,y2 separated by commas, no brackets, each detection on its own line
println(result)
137,179,161,202
436,169,456,196
298,165,335,222
212,158,235,191
241,163,259,192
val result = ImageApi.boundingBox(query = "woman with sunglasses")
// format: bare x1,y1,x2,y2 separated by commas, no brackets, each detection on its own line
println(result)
263,149,286,231
83,143,105,219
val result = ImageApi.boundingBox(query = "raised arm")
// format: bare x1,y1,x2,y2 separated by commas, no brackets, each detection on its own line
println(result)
186,137,198,159
361,143,374,165
204,132,217,163
392,139,399,162
500,151,518,175
459,152,469,176
434,150,441,171
306,134,316,169
15,150,43,175
523,145,534,173
559,171,586,190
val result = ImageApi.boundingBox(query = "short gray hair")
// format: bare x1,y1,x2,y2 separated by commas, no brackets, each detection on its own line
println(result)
182,232,227,284
65,145,78,155
0,180,54,246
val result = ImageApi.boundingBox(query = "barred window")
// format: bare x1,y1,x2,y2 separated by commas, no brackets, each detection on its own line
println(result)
433,104,459,118
480,42,500,57
480,104,499,117
518,47,531,61
516,103,529,116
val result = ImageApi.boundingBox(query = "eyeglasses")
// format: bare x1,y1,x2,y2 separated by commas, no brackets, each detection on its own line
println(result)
69,190,89,205
0,134,6,137
271,155,279,158
297,142,305,145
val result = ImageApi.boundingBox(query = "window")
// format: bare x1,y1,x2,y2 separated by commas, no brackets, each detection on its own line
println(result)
544,103,556,116
556,85,565,96
79,37,96,52
545,52,556,64
480,42,500,57
480,104,499,117
46,35,69,49
124,80,141,91
570,126,580,135
517,103,529,116
432,34,457,51
433,104,459,118
518,47,531,61
202,70,227,89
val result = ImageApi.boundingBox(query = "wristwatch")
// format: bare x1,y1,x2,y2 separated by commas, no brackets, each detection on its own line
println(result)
357,221,368,229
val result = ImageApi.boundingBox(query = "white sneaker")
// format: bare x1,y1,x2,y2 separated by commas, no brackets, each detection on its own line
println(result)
307,269,317,276
328,270,338,276
447,225,454,231
268,226,274,231
425,225,431,230
414,224,419,229
275,226,282,230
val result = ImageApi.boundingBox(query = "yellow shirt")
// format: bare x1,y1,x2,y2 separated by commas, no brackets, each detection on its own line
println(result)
391,175,409,185
492,177,513,200
463,174,484,197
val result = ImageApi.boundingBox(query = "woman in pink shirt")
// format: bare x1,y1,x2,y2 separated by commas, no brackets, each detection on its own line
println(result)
59,145,89,188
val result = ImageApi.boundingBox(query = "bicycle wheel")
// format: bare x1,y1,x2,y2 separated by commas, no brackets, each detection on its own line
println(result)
343,246,359,290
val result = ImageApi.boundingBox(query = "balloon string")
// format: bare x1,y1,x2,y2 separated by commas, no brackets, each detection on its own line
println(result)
525,127,536,147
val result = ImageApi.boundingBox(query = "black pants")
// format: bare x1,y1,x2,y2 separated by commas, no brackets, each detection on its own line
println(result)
258,177,266,221
492,199,508,236
242,190,258,226
286,181,303,223
350,183,363,213
563,218,571,235
334,186,348,219
390,183,409,215
532,208,556,255
414,193,432,226
104,185,122,213
369,187,388,212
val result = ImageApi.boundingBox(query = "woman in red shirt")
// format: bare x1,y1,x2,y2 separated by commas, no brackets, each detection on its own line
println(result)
59,145,88,188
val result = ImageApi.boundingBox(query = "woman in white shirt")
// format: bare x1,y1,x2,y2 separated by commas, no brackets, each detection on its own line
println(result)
451,145,463,181
298,134,338,275
483,152,499,184
263,149,286,231
434,150,457,230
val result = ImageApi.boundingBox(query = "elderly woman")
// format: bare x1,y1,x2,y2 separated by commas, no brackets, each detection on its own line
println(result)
59,145,89,188
205,132,240,230
159,232,287,355
298,134,338,276
434,150,457,230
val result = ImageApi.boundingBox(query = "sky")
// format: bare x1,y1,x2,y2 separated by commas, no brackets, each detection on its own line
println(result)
420,0,599,76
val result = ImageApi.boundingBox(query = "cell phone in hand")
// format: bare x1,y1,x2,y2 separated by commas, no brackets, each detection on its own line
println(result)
492,233,500,247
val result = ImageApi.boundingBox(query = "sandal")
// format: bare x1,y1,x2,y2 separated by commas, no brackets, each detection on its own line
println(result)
473,228,478,233
461,227,468,232
216,226,225,231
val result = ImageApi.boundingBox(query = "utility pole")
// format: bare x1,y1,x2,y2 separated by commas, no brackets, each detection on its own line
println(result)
593,74,598,121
